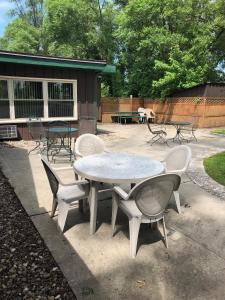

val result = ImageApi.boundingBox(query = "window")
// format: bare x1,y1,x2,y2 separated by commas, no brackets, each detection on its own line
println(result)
0,77,77,121
14,80,43,118
48,82,74,117
0,80,10,119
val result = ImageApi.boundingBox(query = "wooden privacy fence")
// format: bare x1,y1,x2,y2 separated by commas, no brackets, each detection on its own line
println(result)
100,97,225,128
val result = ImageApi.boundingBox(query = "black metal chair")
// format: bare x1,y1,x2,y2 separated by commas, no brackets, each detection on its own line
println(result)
146,119,168,145
179,116,199,142
27,118,47,154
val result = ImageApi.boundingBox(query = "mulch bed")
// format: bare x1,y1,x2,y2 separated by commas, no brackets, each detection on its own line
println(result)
0,169,76,300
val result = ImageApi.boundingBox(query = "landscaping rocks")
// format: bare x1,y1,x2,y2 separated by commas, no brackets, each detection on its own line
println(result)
187,163,225,201
0,170,76,300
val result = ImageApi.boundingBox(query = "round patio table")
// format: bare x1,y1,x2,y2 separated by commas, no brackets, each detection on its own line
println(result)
165,121,191,144
48,127,78,134
47,127,78,161
74,152,164,234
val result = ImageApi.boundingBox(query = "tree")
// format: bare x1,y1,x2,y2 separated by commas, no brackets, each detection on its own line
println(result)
0,18,42,53
9,0,44,28
115,0,225,98
44,0,97,58
0,0,45,53
1,0,225,98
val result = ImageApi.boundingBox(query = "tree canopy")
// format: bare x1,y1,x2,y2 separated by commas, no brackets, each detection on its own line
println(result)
0,0,225,98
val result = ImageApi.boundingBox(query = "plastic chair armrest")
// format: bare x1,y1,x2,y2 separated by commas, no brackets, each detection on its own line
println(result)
166,169,186,177
52,166,73,171
75,152,83,159
114,186,129,200
61,179,89,187
104,149,111,153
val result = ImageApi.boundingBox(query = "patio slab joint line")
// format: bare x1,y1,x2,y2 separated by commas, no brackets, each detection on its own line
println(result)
29,211,51,217
170,225,225,262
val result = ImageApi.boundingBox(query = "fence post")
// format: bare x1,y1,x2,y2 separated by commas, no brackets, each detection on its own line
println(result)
202,97,207,128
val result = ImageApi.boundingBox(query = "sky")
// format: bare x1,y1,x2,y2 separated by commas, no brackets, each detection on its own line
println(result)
0,0,13,37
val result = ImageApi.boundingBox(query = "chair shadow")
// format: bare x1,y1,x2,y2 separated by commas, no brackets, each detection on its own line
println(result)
93,198,167,255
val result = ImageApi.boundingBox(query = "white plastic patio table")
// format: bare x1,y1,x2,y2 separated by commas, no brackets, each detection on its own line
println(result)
73,152,165,234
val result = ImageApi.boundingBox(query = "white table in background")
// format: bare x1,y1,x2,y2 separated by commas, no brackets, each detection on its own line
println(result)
73,152,164,234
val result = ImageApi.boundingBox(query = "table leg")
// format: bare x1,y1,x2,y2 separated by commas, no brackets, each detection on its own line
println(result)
176,127,182,144
89,181,98,235
175,126,188,144
168,125,182,143
51,132,73,162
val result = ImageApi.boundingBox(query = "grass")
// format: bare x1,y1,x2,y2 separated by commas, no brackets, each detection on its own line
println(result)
211,129,225,135
204,151,225,186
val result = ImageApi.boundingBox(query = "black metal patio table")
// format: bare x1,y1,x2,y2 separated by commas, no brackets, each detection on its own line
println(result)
47,127,78,161
165,121,191,144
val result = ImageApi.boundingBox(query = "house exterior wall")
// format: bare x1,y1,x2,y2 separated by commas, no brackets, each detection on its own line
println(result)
205,85,225,97
0,62,100,139
171,85,207,97
170,84,225,98
0,62,99,118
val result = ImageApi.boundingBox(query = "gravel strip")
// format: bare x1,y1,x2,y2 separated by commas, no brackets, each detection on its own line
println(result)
187,163,225,200
0,169,76,300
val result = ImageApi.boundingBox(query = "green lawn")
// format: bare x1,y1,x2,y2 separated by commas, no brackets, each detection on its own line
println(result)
204,152,225,186
211,129,225,135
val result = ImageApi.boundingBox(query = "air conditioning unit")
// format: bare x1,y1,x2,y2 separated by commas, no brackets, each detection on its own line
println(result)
0,125,17,139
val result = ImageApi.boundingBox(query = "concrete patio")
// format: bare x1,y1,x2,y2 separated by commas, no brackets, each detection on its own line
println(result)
1,124,225,300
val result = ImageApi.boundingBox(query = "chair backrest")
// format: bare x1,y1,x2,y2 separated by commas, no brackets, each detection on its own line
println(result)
146,119,161,134
47,120,70,132
146,119,154,133
164,145,192,174
129,174,181,218
41,157,60,196
75,133,105,157
47,120,71,144
27,118,45,140
145,108,155,120
138,107,145,117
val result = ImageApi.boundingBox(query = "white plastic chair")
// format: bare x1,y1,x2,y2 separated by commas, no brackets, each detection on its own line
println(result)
74,133,112,212
144,108,156,122
112,174,181,258
41,157,89,232
161,145,192,213
138,107,146,123
74,133,106,159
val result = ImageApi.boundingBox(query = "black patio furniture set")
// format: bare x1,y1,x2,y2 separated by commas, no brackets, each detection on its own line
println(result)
27,116,97,162
146,116,199,146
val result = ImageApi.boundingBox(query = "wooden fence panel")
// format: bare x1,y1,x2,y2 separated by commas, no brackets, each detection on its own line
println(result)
100,97,225,128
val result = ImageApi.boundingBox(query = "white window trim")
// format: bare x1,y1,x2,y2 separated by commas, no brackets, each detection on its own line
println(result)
0,76,78,123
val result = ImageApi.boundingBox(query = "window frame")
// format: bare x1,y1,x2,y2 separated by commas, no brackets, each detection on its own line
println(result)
0,79,10,119
0,76,78,123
